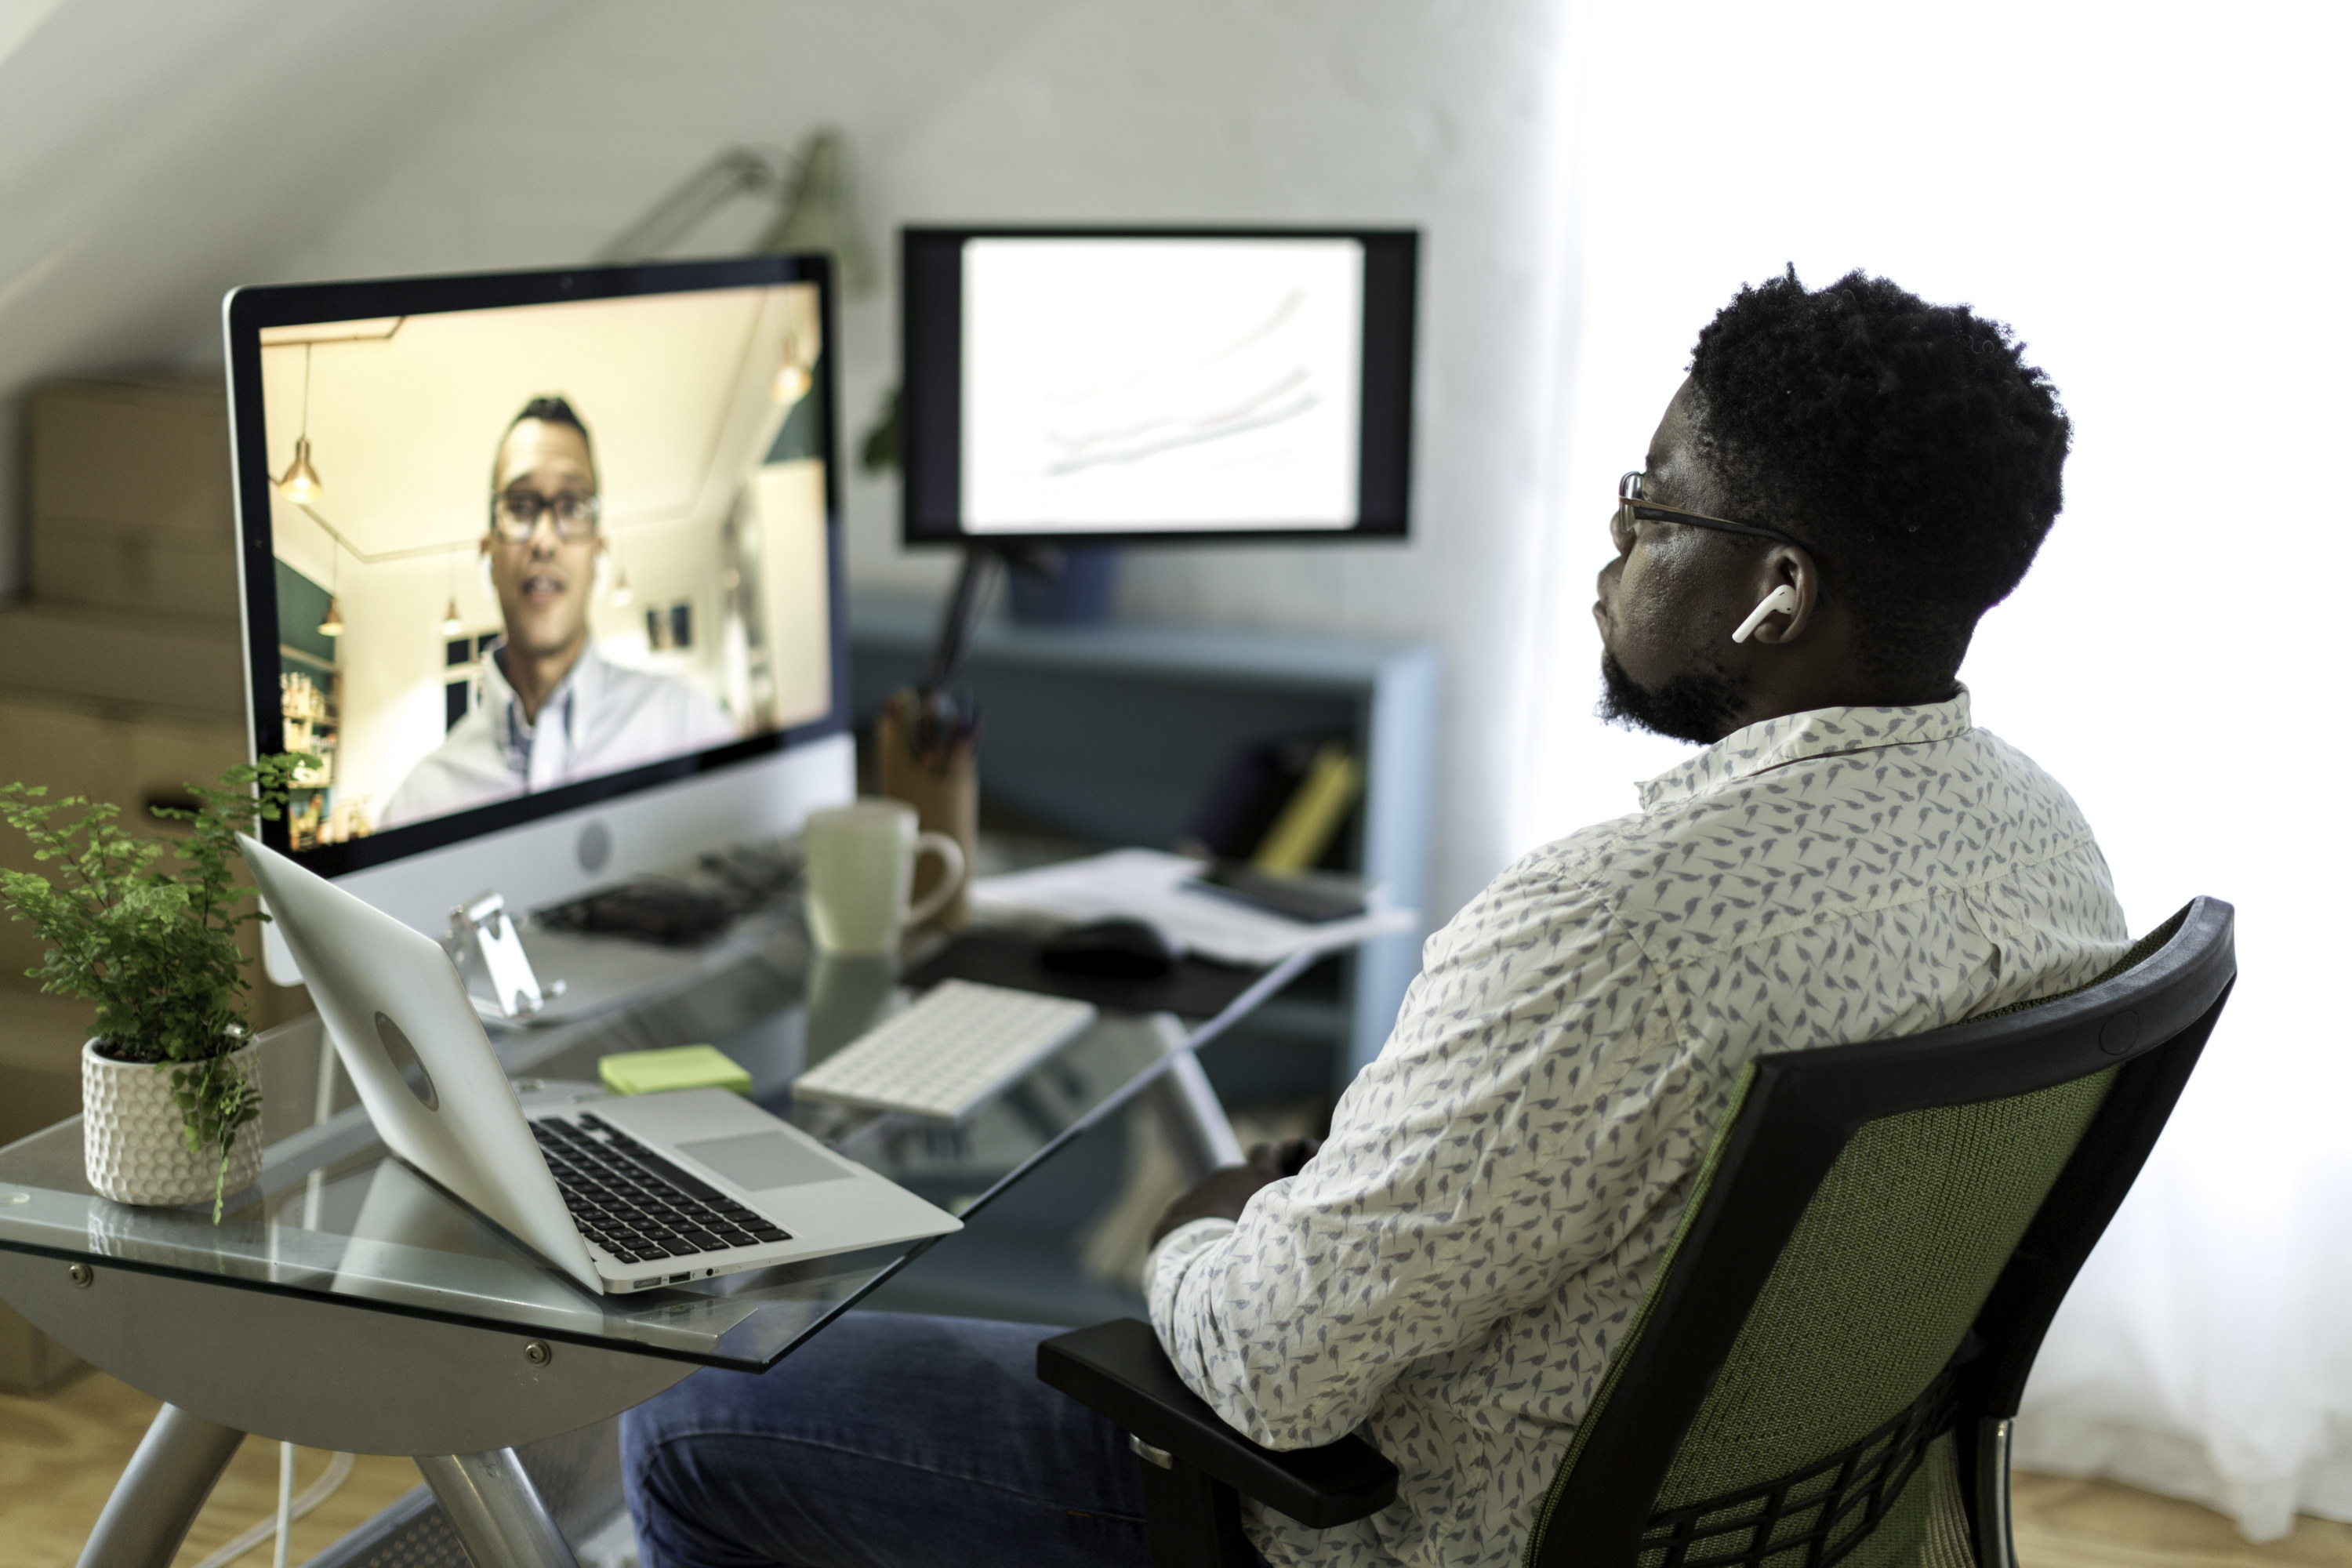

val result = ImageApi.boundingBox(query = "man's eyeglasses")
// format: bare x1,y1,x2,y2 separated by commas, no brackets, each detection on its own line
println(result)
492,489,601,543
1617,471,1813,555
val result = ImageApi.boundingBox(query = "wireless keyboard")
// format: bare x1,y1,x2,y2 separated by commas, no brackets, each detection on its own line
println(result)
792,980,1099,1121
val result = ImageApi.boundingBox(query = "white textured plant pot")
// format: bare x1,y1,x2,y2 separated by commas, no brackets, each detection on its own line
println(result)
82,1038,263,1207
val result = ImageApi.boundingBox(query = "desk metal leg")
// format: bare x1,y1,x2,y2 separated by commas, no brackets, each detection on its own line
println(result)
416,1449,582,1568
1148,1048,1246,1177
76,1402,245,1568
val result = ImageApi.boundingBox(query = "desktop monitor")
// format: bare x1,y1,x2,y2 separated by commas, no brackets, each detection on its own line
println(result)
224,256,854,983
900,227,1417,545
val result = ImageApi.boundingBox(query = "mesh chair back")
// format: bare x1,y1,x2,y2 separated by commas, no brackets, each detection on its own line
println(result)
1646,1071,2115,1568
1526,899,2236,1568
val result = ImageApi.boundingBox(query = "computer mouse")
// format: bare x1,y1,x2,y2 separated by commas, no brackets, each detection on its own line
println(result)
1040,917,1178,979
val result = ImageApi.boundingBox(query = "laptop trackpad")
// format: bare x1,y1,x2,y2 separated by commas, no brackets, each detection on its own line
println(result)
675,1131,853,1192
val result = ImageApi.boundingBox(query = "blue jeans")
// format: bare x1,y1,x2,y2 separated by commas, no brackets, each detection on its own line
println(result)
622,1312,1260,1568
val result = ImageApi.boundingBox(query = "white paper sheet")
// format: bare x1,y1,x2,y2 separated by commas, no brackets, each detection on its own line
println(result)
969,848,1417,967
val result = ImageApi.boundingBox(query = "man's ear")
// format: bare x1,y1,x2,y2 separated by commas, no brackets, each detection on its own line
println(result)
478,539,495,597
1740,548,1822,646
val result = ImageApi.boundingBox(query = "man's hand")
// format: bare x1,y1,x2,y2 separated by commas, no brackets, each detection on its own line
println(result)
1147,1135,1322,1249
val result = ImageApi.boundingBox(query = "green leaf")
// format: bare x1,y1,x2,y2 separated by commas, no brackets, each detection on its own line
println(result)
2,757,312,1222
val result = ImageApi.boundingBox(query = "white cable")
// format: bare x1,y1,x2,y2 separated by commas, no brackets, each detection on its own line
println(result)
274,1442,294,1568
187,1450,357,1568
194,996,358,1568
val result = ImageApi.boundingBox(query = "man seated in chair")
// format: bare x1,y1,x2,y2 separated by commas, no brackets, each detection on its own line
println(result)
620,269,2125,1568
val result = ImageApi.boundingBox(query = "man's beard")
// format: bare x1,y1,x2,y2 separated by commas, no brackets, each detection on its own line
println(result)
1598,650,1748,744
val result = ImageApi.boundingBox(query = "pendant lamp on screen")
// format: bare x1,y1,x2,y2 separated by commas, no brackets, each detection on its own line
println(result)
318,539,344,637
278,343,325,504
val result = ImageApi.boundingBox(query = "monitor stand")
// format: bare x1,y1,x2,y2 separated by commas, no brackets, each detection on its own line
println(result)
456,905,802,1031
452,893,564,1021
489,927,746,1028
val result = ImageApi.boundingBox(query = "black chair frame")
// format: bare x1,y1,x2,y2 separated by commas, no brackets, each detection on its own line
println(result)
1041,897,2237,1568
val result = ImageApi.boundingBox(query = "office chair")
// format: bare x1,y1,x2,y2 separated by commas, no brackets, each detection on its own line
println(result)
1040,897,2237,1568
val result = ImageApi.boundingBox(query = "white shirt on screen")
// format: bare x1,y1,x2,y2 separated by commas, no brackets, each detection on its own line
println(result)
379,642,737,829
1146,690,2129,1568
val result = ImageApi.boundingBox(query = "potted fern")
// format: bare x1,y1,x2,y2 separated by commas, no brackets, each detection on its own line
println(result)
0,754,310,1219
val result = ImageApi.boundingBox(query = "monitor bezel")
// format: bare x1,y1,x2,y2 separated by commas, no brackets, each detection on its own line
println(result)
224,253,851,880
900,224,1417,547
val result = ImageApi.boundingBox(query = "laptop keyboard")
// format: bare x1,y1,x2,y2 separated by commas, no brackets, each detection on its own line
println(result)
531,1112,790,1265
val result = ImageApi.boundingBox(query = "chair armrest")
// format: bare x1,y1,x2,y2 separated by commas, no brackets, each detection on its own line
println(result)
1038,1319,1399,1529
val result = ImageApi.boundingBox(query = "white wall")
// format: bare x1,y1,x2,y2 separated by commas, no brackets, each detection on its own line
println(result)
259,0,1581,923
874,3,1580,924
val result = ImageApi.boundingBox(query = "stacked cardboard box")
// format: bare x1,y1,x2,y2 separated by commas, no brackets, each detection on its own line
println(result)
0,377,310,1392
27,377,243,622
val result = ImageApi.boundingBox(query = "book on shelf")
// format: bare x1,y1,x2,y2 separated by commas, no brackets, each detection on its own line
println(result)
1179,735,1363,875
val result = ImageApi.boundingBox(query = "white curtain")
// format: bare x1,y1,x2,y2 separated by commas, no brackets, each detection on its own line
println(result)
1522,1,2352,1541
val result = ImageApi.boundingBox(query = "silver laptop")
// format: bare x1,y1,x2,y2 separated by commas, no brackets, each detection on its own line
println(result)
241,836,960,1295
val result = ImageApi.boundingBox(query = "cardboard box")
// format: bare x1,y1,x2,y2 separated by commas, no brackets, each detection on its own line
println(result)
0,1305,83,1395
0,689,309,1029
27,378,238,622
0,379,307,1399
0,988,93,1146
0,604,244,718
31,526,240,627
0,989,95,1394
0,988,319,1396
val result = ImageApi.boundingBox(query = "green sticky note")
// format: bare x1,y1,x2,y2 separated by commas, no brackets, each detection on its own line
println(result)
598,1045,753,1098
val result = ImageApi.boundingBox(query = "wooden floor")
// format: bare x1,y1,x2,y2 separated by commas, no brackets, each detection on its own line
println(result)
4,1366,2350,1567
2015,1474,2352,1568
2,1369,419,1568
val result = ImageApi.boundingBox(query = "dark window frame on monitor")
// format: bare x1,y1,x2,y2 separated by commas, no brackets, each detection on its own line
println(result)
224,254,851,880
900,225,1418,548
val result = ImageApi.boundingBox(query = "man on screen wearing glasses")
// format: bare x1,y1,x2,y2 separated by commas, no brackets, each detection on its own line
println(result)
380,396,737,829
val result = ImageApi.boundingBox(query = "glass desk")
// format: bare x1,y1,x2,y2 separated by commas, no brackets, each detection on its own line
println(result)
0,902,1314,1568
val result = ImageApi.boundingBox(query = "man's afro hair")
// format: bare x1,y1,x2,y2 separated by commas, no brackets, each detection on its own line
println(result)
1688,267,2070,686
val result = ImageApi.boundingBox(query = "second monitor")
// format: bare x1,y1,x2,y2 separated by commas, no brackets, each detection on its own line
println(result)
901,227,1417,545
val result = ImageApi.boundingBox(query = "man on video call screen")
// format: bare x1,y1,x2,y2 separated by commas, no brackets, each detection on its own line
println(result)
260,285,832,850
380,394,736,826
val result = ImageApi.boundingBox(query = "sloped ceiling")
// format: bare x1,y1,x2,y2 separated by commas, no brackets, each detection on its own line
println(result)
262,0,1083,292
0,0,1075,593
0,2,591,378
0,0,562,590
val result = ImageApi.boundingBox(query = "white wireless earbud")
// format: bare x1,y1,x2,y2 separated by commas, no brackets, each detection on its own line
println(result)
1731,585,1801,644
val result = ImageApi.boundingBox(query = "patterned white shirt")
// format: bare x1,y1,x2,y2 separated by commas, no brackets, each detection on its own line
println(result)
380,643,737,829
1149,691,2128,1568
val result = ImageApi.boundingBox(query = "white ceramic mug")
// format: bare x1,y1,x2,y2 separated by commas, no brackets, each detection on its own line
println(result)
803,799,967,956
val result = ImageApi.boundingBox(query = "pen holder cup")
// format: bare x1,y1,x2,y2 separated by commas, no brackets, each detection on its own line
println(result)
876,698,978,930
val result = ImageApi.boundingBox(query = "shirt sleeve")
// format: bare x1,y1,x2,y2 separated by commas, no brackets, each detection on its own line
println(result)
1148,839,1704,1450
1147,1217,1237,1302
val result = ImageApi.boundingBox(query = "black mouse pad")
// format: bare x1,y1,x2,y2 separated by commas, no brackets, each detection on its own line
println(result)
903,931,1267,1018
